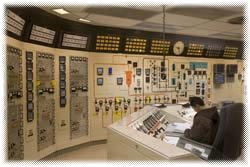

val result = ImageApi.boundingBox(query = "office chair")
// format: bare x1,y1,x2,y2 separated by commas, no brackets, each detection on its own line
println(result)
176,103,243,160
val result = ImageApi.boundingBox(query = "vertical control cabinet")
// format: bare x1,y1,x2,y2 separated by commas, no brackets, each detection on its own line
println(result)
7,46,24,160
70,56,88,139
36,52,55,151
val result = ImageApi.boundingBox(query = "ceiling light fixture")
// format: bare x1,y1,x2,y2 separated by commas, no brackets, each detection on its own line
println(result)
79,18,91,23
53,8,69,15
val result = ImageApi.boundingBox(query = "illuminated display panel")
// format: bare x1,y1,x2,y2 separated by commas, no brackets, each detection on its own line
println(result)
6,9,25,36
124,37,147,53
30,25,55,44
96,35,120,52
223,46,238,58
62,33,88,49
187,42,204,56
206,44,222,57
150,39,170,54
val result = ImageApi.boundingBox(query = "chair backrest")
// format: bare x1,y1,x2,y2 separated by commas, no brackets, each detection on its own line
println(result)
211,103,243,160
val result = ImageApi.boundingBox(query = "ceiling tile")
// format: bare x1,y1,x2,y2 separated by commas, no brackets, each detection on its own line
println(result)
64,7,87,13
195,21,242,32
41,8,61,17
87,14,141,27
59,14,80,22
226,28,243,34
85,7,159,20
176,28,220,37
215,32,242,38
223,7,244,13
129,6,162,12
166,7,239,20
73,12,89,18
216,13,243,22
129,6,173,12
40,7,244,41
134,22,186,30
145,13,210,26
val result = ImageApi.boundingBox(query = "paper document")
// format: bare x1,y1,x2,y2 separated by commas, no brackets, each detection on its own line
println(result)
164,136,180,146
165,122,192,133
183,112,196,121
177,101,189,105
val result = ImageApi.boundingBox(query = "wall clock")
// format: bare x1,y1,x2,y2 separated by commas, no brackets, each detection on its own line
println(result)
173,41,185,55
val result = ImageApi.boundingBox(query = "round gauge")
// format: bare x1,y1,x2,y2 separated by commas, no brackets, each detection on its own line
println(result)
173,41,185,55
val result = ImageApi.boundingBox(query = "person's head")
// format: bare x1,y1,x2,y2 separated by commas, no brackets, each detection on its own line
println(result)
189,97,205,112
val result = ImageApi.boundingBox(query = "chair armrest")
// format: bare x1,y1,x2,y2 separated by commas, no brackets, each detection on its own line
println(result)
176,136,213,160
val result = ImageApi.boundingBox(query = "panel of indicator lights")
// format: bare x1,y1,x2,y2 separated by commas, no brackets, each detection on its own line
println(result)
124,37,147,53
187,43,204,56
223,47,238,58
150,40,171,54
96,35,120,51
205,45,222,57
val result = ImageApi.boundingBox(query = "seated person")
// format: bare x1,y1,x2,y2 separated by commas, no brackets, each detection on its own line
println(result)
184,97,219,145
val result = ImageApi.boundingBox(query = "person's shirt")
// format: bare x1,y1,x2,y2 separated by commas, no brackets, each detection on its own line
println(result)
184,106,219,145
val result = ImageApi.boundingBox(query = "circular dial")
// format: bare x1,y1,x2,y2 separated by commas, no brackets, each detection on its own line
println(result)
173,41,185,55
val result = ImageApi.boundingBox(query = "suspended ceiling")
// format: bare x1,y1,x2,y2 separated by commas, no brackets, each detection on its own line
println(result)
41,6,244,41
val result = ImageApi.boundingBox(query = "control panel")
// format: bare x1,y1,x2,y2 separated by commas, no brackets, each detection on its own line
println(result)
70,56,88,139
92,57,213,140
169,61,209,102
226,64,238,82
7,46,24,160
129,109,169,139
213,64,225,84
59,56,66,107
36,52,55,151
5,38,244,160
128,106,194,147
26,51,34,122
143,59,169,92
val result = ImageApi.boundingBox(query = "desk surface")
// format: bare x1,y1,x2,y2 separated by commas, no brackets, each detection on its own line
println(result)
108,105,198,160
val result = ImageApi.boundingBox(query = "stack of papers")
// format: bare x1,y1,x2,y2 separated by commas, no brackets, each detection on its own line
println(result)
183,112,196,121
177,101,189,105
165,122,192,133
163,136,180,146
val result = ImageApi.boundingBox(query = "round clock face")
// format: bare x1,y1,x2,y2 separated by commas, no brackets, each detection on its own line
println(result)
173,41,185,55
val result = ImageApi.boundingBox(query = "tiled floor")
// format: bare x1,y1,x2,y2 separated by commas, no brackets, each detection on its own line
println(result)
49,144,107,160
47,142,245,161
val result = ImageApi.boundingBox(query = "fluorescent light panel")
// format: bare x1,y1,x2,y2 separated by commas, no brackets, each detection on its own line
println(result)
53,8,69,15
79,18,91,23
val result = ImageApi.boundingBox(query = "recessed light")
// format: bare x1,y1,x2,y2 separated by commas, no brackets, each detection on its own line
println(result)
79,18,91,23
53,8,69,15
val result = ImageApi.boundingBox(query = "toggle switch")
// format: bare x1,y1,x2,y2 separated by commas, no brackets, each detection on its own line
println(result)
109,100,113,106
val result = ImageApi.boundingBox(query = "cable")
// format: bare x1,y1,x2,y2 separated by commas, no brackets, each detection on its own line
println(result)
162,5,166,70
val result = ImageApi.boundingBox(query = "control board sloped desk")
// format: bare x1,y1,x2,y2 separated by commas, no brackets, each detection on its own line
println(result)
107,105,200,160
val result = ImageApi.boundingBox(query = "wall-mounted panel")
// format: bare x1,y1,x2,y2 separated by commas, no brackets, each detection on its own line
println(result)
36,52,55,151
95,35,120,52
124,37,147,53
6,9,25,37
7,7,243,60
62,33,88,49
70,56,88,139
7,45,24,160
30,25,56,45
